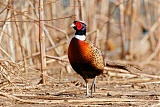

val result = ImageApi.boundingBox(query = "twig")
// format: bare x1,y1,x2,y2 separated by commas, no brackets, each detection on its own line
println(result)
46,55,69,62
0,15,76,22
141,38,160,65
67,98,158,103
25,41,67,60
44,23,69,41
0,92,64,104
0,43,15,62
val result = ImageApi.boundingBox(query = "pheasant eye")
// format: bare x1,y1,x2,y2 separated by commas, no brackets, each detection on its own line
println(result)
76,22,82,30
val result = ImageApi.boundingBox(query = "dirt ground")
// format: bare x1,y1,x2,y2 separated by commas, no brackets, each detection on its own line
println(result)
0,64,160,107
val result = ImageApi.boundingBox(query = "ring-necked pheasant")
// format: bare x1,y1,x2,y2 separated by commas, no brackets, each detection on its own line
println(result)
68,21,104,96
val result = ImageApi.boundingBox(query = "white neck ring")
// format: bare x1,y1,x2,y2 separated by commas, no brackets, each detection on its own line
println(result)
73,35,86,41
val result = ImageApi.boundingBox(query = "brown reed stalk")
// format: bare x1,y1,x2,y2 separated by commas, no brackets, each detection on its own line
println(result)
144,0,154,51
78,0,83,20
88,0,97,42
74,0,79,20
128,0,137,60
104,0,110,59
39,0,47,84
13,12,28,80
119,0,126,59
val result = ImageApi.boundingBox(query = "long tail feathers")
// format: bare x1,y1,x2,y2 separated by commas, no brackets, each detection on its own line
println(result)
105,61,142,72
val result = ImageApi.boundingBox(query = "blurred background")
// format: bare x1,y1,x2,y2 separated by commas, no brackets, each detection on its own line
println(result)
0,0,160,84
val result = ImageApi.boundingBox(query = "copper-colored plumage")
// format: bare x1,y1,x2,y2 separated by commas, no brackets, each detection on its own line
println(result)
68,38,104,79
68,21,104,96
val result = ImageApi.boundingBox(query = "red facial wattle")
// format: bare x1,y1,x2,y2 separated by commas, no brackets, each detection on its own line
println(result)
76,22,82,30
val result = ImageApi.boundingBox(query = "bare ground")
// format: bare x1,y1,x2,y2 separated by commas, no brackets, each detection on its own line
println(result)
0,64,160,107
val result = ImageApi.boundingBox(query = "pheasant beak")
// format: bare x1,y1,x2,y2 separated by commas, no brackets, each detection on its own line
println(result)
70,23,76,27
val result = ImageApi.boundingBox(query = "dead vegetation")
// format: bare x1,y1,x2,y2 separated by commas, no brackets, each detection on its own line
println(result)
0,0,160,106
